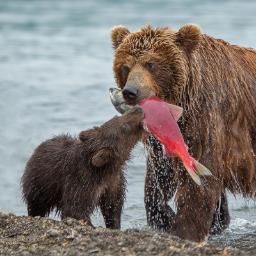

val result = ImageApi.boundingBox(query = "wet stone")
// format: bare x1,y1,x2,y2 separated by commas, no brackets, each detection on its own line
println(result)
65,218,74,226
47,229,60,237
49,250,58,255
152,233,161,239
0,213,8,219
21,249,32,256
0,213,8,228
87,248,100,253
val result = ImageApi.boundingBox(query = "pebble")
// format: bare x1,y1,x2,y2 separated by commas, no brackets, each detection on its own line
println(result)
22,230,30,235
0,213,8,219
87,248,100,254
30,244,36,252
49,250,58,255
153,234,161,239
47,229,60,237
21,250,31,256
0,213,8,228
65,218,74,226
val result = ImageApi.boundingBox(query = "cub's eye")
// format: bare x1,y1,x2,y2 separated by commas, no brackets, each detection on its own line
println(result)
145,62,157,72
123,65,130,75
121,124,130,132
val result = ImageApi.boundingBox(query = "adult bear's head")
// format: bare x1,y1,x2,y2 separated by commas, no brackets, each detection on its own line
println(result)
111,24,201,106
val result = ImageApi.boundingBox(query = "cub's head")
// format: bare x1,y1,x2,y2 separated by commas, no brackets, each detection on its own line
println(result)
79,105,144,167
111,24,201,106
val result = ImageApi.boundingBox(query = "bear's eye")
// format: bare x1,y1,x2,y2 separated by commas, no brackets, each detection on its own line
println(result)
145,62,158,72
123,65,130,75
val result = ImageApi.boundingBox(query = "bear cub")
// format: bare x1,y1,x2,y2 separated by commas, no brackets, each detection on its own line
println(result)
21,106,144,229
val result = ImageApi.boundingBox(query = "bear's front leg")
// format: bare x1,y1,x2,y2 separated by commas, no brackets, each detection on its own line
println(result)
99,182,126,230
171,177,221,242
209,190,230,235
145,136,177,231
145,165,175,231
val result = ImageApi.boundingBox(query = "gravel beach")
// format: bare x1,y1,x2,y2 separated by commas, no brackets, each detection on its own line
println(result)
0,212,254,256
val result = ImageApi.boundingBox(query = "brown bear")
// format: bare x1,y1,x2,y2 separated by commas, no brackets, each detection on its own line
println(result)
21,106,144,229
110,24,256,242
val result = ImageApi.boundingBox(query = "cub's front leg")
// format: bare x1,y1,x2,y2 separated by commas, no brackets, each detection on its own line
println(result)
99,173,126,230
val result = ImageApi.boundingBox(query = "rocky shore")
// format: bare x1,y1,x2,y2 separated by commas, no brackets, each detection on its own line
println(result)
0,212,254,255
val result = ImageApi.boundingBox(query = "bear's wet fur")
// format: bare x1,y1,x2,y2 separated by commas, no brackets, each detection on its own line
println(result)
111,24,256,241
21,106,144,229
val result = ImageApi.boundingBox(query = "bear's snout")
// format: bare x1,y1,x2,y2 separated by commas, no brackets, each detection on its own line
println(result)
122,87,140,102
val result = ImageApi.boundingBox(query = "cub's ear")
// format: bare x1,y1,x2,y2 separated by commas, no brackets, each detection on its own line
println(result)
92,148,114,167
111,25,130,50
79,128,98,142
175,24,201,53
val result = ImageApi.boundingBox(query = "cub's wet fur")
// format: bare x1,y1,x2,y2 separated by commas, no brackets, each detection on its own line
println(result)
21,106,144,229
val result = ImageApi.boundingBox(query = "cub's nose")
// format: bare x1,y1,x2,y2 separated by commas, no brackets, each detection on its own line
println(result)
131,105,144,113
122,87,139,101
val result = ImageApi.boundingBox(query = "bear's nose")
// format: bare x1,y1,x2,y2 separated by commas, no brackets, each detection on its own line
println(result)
122,87,139,101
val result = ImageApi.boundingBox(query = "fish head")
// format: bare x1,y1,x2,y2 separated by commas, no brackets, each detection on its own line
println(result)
109,88,133,114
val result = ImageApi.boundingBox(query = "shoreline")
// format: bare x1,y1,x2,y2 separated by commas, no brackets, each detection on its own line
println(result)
0,212,253,255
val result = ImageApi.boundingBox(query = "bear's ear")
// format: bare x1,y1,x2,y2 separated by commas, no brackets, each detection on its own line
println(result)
111,25,130,50
92,148,114,167
79,128,98,142
175,24,201,53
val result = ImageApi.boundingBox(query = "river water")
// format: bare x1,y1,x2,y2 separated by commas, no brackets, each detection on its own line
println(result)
0,0,255,251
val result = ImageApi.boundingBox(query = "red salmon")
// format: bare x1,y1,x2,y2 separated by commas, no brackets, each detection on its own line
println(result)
137,96,212,185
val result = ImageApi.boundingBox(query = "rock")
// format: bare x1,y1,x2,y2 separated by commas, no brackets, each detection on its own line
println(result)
30,244,36,252
47,229,60,237
87,248,100,254
65,218,74,226
152,234,161,239
0,213,8,228
0,213,8,219
22,230,30,235
49,250,58,255
21,249,32,256
66,229,76,239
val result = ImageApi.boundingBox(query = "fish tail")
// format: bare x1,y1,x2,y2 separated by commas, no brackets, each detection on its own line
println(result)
184,160,212,186
194,160,212,176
